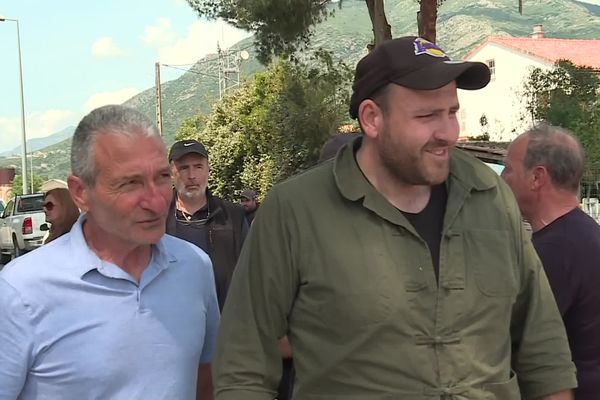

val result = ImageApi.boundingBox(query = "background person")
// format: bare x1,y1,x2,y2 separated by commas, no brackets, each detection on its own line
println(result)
317,132,361,163
166,139,248,311
40,179,80,244
240,189,259,225
502,124,600,399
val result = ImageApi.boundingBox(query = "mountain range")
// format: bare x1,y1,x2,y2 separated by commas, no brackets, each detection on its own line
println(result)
0,126,75,157
1,0,600,179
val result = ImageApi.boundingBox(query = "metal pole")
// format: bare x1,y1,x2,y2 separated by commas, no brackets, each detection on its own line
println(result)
1,17,28,194
14,19,28,194
30,151,33,193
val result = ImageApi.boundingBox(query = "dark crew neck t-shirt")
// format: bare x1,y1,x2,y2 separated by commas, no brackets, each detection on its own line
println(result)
401,184,448,281
532,207,600,399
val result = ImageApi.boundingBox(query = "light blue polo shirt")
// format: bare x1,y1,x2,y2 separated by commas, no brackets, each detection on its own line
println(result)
0,216,220,400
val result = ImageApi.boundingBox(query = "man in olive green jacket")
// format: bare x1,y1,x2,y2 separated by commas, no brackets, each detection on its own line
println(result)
214,37,576,399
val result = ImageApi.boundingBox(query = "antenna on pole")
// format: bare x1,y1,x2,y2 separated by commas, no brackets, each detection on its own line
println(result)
217,46,248,99
155,62,163,136
218,43,223,100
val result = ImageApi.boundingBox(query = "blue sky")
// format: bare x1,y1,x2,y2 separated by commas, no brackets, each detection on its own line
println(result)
0,0,250,152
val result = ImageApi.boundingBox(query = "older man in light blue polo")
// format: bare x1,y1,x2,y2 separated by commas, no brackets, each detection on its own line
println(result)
0,105,220,399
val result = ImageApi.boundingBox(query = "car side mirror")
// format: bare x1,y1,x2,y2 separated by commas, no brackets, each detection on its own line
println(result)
40,223,49,231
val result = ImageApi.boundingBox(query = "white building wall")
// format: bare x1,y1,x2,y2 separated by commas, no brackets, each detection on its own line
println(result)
458,43,553,141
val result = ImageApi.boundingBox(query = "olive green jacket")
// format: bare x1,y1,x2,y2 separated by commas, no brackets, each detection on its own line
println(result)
214,142,576,400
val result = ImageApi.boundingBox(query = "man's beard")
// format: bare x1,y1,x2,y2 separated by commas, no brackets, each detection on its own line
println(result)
176,183,207,200
378,125,452,187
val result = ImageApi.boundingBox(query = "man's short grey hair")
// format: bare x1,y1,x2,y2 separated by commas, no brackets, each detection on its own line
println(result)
523,123,584,193
71,105,161,185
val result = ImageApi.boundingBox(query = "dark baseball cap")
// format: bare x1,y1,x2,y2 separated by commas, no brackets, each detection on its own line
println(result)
169,139,208,162
318,133,361,163
349,36,491,119
240,189,257,200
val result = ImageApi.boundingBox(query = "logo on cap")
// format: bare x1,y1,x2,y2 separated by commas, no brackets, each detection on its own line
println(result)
183,142,195,147
413,38,447,58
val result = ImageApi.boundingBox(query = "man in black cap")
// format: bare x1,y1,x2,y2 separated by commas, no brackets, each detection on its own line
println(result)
214,37,576,399
166,139,248,311
240,189,260,225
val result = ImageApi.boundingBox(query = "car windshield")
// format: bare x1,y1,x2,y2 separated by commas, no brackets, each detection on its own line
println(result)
485,162,505,175
17,195,44,213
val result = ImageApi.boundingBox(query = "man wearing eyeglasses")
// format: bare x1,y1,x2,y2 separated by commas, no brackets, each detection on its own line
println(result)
166,139,248,311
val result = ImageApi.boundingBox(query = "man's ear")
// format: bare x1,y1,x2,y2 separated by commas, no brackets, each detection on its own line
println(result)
357,99,385,140
68,175,91,213
531,166,549,190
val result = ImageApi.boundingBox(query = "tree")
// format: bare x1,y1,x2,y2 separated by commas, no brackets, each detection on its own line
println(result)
522,60,600,185
187,0,525,60
175,51,353,199
11,175,44,196
187,0,442,62
468,114,490,141
417,1,445,44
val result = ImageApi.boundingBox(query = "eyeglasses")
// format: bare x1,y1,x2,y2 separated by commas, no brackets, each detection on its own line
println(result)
43,201,55,211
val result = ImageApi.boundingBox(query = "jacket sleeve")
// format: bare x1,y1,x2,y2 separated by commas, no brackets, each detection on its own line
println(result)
213,189,298,400
506,191,577,398
0,278,33,399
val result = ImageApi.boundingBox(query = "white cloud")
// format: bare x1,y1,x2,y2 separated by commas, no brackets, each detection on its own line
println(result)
0,109,76,151
83,87,141,112
0,116,22,151
143,18,177,47
144,19,251,65
91,36,126,58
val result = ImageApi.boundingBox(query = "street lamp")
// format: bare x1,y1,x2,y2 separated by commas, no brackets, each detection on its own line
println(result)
0,16,29,194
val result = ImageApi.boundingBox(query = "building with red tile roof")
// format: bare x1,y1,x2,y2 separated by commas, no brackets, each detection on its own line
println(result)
457,25,600,142
466,35,600,71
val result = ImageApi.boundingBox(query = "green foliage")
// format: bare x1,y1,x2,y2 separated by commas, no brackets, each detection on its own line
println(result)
469,113,490,141
523,60,600,174
11,175,44,196
186,0,340,63
176,51,353,200
176,115,207,141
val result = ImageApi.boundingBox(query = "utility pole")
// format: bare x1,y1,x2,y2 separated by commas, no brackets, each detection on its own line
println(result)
217,44,248,100
0,17,29,194
155,62,163,136
29,151,33,193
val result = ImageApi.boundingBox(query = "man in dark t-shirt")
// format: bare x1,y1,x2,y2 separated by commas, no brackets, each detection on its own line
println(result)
503,124,600,399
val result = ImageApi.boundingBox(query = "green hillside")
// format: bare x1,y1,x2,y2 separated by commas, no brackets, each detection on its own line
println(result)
4,0,600,180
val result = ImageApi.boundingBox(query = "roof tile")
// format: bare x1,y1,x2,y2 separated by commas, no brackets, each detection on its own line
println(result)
468,36,600,69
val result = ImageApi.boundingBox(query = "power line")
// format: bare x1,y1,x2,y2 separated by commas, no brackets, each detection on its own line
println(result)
161,64,220,80
159,43,254,68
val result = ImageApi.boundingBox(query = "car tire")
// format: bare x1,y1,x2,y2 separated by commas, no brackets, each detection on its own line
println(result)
0,251,11,265
12,236,23,258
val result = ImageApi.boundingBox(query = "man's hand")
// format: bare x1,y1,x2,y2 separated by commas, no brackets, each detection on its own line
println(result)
278,336,293,360
197,363,213,400
539,389,573,400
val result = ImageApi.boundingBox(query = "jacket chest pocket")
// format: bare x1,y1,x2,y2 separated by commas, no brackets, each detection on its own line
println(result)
464,229,518,297
302,242,397,332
